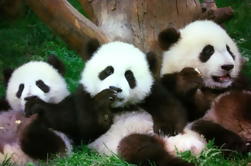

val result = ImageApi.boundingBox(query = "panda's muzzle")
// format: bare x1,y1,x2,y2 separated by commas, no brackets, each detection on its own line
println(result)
109,86,122,93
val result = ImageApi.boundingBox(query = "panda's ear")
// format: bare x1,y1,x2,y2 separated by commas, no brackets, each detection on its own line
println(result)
47,55,65,75
146,51,158,74
158,27,180,50
86,39,100,60
3,68,14,86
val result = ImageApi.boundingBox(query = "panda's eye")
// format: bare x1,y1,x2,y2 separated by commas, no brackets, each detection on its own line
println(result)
99,66,114,80
36,80,50,93
16,83,24,98
199,45,214,63
125,70,136,89
226,45,235,60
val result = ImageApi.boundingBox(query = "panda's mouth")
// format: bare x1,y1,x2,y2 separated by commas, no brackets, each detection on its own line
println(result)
212,74,232,83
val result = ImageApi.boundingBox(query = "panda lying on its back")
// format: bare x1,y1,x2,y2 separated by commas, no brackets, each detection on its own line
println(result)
0,56,71,165
159,20,249,153
26,41,193,166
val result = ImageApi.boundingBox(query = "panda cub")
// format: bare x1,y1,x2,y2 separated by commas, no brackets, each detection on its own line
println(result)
0,56,72,165
159,20,249,153
1,55,69,112
26,41,192,166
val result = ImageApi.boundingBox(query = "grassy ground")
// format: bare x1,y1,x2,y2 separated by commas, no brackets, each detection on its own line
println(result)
0,0,251,165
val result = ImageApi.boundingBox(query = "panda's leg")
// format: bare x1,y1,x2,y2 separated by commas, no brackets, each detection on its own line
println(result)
20,119,71,160
118,134,194,166
191,120,247,154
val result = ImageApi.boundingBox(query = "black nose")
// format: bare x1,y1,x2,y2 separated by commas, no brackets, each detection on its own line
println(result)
109,86,122,93
221,64,234,71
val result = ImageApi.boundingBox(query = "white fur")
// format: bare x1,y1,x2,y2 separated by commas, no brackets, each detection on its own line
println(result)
88,110,154,155
165,128,206,156
88,110,206,157
80,41,154,107
6,61,69,111
161,20,242,89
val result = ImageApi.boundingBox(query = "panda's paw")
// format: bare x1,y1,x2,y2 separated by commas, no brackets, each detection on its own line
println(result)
94,89,118,108
179,67,203,93
24,96,45,117
222,134,248,155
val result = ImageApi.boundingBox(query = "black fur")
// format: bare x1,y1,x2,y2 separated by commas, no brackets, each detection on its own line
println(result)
86,39,100,59
191,120,247,154
161,67,204,121
36,80,50,93
3,68,14,86
161,67,249,153
199,45,214,63
146,51,158,75
118,134,194,166
47,55,65,75
158,27,180,50
21,118,67,160
0,97,10,111
142,81,188,136
24,85,118,145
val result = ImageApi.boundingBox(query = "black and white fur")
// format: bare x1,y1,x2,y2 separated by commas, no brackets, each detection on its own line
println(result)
25,41,194,166
84,42,198,166
0,56,72,165
5,55,69,111
159,20,249,154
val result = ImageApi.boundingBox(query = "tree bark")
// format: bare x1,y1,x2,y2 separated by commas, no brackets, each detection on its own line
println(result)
25,0,109,59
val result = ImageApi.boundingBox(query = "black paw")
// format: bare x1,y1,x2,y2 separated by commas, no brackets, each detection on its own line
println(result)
222,134,248,155
94,88,118,108
177,67,203,94
24,96,45,117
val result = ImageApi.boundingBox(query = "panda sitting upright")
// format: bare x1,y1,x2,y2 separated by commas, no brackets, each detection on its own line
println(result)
158,20,249,153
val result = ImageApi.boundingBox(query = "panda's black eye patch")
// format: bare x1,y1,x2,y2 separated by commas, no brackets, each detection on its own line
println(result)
199,45,214,63
36,80,50,93
99,66,114,80
226,45,235,60
125,70,136,89
16,83,24,98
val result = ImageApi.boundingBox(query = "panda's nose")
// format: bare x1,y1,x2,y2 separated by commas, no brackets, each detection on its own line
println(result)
221,64,234,71
109,86,122,93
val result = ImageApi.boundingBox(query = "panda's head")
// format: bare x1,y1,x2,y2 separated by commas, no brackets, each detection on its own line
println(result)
5,56,70,111
80,41,154,108
159,20,244,89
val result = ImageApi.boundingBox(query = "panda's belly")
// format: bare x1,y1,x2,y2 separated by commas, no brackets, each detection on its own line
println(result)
88,110,154,155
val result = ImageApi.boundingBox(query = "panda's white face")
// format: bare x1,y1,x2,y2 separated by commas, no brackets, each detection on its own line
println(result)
161,20,242,89
80,41,154,108
6,61,70,111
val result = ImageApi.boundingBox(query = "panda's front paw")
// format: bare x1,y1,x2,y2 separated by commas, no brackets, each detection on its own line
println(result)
222,134,248,155
178,67,203,94
24,96,45,117
94,89,118,108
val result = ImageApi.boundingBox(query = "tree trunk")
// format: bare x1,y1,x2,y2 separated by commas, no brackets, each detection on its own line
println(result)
24,0,233,74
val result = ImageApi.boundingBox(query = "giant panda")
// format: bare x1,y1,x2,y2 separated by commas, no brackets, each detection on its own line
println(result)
158,20,249,153
3,55,69,111
0,56,72,165
25,41,195,166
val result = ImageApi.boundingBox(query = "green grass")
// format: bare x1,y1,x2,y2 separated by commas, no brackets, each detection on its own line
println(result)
0,0,251,165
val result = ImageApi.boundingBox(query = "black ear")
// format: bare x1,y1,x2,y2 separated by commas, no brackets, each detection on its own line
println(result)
3,68,14,86
158,27,180,50
47,55,65,75
146,51,158,75
86,39,100,59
